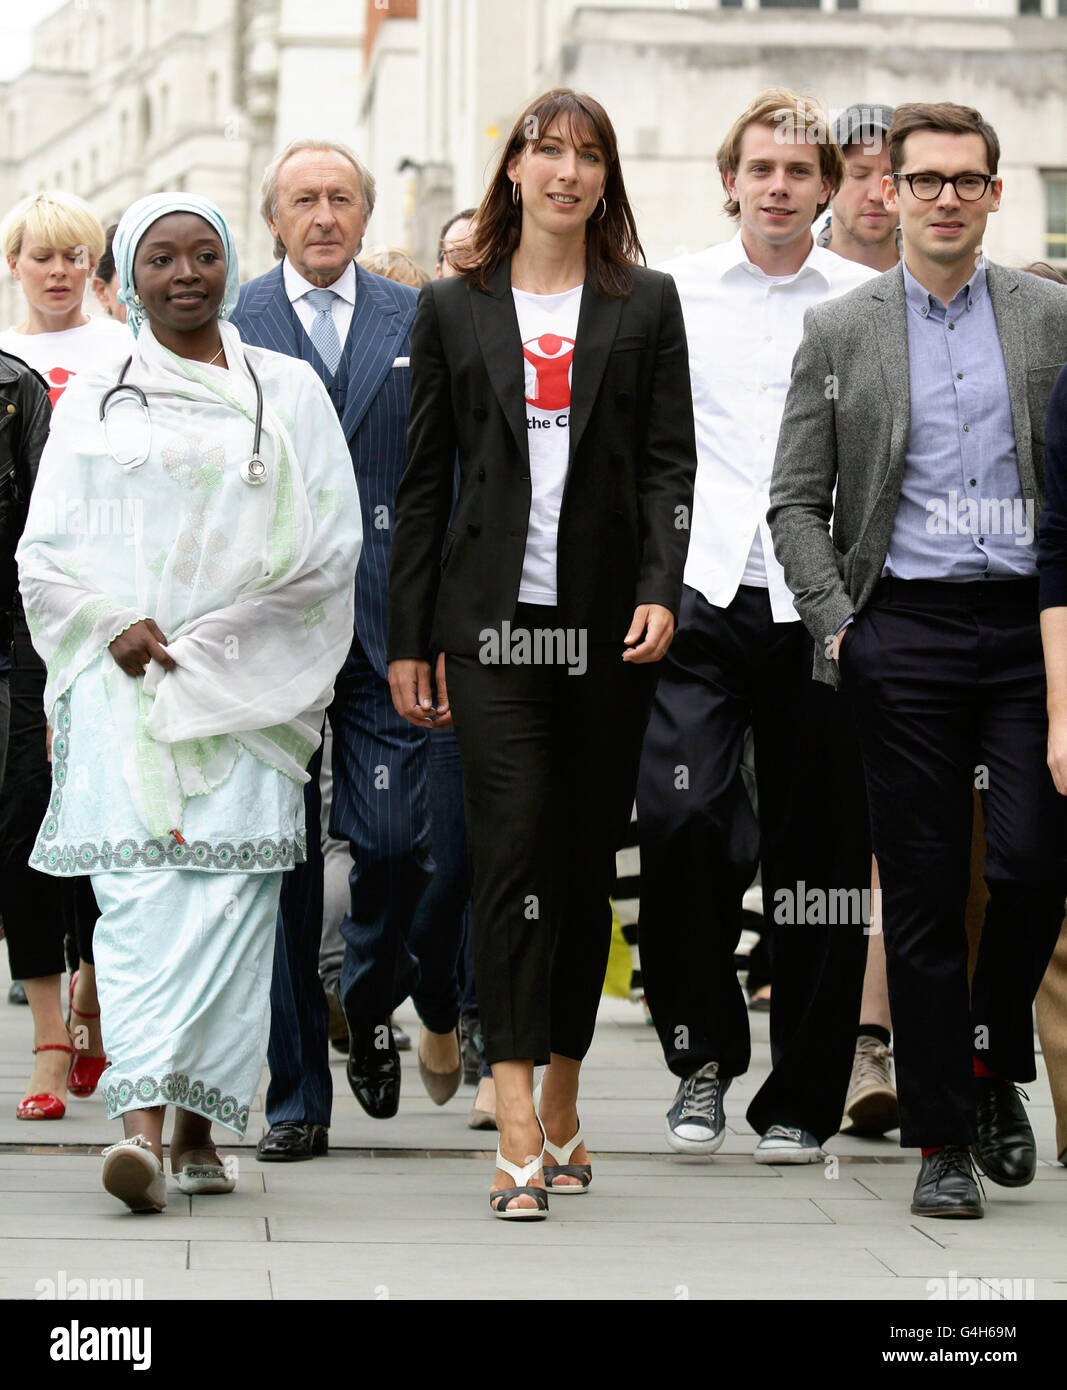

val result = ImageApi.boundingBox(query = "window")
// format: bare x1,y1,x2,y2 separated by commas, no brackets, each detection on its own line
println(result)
1046,174,1067,262
760,0,819,7
139,91,152,153
1018,0,1041,13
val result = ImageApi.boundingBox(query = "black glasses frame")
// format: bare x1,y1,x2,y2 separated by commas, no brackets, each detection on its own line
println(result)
891,172,995,202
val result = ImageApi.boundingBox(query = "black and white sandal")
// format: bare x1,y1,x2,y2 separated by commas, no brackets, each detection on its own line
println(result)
534,1081,592,1194
543,1123,592,1195
489,1120,549,1220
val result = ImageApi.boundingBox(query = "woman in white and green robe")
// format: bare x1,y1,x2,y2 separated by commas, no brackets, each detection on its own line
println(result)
16,193,362,1211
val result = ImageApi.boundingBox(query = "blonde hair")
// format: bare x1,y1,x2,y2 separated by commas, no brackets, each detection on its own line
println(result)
1,190,106,263
716,88,845,221
357,245,430,289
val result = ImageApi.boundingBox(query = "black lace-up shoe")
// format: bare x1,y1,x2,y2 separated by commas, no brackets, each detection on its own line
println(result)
973,1079,1037,1188
911,1146,984,1218
665,1061,731,1154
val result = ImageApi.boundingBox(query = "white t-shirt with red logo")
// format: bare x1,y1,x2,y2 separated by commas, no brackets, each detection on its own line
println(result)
512,284,582,606
0,317,132,409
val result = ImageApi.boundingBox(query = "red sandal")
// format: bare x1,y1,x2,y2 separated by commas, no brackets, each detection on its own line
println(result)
16,1044,74,1120
68,971,107,1097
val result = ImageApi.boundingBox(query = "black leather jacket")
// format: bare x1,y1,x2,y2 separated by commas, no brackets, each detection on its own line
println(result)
0,349,51,660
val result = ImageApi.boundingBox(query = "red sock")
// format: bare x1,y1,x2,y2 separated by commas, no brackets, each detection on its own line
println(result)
921,1146,942,1158
973,1057,997,1079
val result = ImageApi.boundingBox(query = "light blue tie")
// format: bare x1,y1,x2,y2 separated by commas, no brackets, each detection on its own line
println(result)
305,288,342,376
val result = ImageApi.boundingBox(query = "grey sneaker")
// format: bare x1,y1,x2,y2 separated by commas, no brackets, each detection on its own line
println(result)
841,1035,899,1136
665,1061,731,1154
754,1125,825,1164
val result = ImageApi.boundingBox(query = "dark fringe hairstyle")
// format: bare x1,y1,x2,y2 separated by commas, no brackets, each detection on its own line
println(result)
456,88,644,299
887,103,1001,177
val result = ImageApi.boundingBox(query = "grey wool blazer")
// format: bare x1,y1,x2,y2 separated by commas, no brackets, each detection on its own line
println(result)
767,260,1067,687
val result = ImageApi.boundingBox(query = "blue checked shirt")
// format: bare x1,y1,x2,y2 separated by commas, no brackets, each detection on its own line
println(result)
883,260,1036,581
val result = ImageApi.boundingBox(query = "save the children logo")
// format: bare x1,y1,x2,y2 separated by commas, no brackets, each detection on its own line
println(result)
43,366,76,408
522,334,575,414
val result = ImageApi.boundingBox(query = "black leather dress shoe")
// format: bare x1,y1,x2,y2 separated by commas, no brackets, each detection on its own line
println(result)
346,1017,400,1118
255,1122,329,1162
911,1146,983,1218
972,1078,1037,1187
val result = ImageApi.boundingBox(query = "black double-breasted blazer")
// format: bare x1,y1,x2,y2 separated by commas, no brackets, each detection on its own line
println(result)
387,258,697,661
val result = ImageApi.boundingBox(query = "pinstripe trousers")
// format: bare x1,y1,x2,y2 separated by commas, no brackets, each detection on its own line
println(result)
265,636,432,1126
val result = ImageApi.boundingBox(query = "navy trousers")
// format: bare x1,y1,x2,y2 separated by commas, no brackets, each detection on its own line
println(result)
265,637,431,1127
842,577,1067,1148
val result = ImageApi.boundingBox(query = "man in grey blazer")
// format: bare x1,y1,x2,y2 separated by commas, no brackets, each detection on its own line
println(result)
769,103,1067,1218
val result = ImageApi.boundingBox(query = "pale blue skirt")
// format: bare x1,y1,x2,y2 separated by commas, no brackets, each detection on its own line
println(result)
92,868,281,1136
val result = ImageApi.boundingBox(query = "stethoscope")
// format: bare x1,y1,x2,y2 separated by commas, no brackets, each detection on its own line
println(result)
99,355,268,486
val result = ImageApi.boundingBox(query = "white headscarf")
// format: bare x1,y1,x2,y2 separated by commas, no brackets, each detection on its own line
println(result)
114,192,241,337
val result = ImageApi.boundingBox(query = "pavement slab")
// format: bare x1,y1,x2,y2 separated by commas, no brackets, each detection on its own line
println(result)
2,955,1064,1305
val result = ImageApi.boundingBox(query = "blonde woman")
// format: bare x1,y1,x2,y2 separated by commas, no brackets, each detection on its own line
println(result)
1,190,130,1120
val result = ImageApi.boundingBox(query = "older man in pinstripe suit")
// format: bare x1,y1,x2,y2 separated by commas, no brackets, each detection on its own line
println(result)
233,139,434,1158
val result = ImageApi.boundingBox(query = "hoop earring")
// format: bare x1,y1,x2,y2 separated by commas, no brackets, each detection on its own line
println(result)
512,181,521,206
589,196,607,223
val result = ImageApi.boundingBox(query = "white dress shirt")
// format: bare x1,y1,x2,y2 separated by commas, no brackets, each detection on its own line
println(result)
282,257,356,346
659,231,877,622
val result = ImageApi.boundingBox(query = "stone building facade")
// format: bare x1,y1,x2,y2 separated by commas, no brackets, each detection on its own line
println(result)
1,0,1065,324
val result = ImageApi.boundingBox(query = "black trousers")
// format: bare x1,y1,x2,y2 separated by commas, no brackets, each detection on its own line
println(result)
0,608,96,980
447,606,658,1065
637,585,869,1144
842,577,1067,1148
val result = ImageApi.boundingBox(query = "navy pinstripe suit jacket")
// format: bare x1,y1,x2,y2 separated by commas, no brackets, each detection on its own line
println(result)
232,261,417,680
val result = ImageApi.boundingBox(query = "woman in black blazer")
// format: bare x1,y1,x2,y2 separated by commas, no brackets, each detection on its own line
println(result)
388,88,697,1219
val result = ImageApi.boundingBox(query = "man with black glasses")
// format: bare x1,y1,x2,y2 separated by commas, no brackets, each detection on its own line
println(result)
770,103,1067,1218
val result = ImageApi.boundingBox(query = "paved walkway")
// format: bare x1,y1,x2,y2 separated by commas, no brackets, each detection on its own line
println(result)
1,954,1065,1301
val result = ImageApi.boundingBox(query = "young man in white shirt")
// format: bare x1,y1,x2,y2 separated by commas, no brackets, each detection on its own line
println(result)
637,89,878,1162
